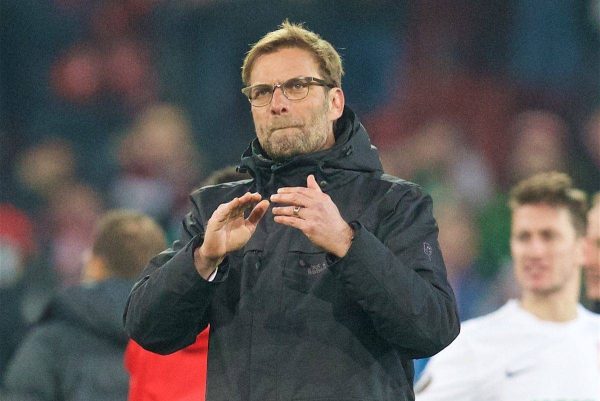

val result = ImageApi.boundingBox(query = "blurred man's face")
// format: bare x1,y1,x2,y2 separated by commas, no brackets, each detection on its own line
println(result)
248,47,343,161
511,204,585,298
584,204,600,299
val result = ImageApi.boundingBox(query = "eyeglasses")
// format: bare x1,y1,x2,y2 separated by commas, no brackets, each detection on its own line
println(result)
241,76,334,107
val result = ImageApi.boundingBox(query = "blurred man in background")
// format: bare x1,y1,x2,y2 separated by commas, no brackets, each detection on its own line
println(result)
1,210,166,401
415,172,600,400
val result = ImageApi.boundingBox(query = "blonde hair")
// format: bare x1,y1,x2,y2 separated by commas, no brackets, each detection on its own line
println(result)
92,210,167,279
241,20,344,87
509,171,588,236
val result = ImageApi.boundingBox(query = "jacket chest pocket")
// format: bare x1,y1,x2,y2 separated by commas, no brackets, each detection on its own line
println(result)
282,231,331,294
283,251,329,294
281,235,346,321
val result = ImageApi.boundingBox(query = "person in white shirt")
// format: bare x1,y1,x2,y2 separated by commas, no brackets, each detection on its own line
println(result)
415,171,600,401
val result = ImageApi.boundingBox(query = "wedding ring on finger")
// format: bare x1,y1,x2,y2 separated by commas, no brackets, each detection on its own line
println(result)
293,205,302,217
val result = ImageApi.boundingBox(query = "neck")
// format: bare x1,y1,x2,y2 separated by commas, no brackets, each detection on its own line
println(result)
519,291,579,322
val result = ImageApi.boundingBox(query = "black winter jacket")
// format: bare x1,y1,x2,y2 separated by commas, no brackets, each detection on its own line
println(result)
2,278,133,401
124,107,460,401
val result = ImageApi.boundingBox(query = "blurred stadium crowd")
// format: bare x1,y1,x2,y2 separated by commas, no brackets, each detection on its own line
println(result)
0,0,599,379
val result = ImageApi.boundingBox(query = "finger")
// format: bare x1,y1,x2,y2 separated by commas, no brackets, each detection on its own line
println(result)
247,200,270,225
272,205,303,217
306,174,322,192
212,199,238,223
275,186,313,195
229,199,247,218
212,199,241,223
270,191,311,206
273,215,306,230
238,192,262,205
229,193,262,216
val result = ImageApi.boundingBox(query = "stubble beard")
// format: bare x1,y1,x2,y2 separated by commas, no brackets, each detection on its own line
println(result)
518,264,579,299
257,104,331,162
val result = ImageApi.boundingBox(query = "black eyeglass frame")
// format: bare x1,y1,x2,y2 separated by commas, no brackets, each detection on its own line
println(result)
241,76,335,107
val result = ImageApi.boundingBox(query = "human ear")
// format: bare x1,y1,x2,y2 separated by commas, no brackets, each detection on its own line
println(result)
328,88,345,120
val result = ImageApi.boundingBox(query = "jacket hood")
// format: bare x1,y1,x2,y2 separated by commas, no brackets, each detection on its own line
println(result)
41,278,134,345
238,106,383,191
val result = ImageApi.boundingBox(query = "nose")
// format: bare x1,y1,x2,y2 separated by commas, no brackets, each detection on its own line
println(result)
270,86,288,114
524,238,546,258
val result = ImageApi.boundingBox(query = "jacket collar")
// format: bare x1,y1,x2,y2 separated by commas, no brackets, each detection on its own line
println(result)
238,106,383,192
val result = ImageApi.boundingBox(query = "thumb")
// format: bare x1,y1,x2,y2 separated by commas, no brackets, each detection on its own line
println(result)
307,174,322,192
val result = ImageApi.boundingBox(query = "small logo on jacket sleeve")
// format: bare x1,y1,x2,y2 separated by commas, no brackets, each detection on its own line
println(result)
423,242,433,260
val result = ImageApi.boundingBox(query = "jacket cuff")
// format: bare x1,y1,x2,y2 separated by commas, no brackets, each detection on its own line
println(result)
185,235,229,283
159,235,206,294
326,220,361,266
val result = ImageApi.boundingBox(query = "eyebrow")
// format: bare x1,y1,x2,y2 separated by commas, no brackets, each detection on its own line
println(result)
250,76,319,86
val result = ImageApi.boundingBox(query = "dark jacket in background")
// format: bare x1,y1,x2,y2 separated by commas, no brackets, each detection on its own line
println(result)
2,278,133,401
125,107,460,401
